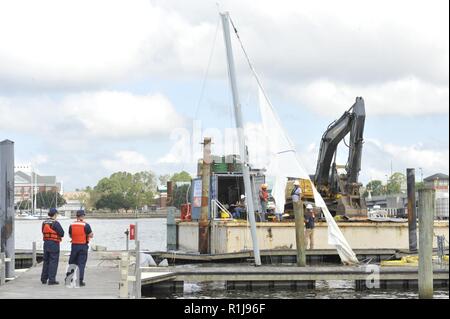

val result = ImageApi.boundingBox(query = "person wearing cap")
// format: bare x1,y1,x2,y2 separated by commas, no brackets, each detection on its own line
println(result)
291,180,302,203
304,203,316,249
66,210,93,287
259,184,269,222
41,208,65,285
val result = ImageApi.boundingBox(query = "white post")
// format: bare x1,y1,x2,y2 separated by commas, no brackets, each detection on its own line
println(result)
0,252,5,285
220,11,261,266
135,221,138,242
32,242,37,267
125,228,129,251
135,240,141,299
119,252,130,298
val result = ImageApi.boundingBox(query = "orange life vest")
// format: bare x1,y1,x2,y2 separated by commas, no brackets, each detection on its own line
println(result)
71,221,89,244
42,220,62,242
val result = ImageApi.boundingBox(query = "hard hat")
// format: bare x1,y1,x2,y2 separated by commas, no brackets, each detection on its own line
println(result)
306,204,313,209
48,208,58,216
76,209,86,217
293,180,300,186
240,194,246,199
261,184,268,189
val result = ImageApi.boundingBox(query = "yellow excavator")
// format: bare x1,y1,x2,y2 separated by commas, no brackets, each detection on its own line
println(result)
285,97,367,217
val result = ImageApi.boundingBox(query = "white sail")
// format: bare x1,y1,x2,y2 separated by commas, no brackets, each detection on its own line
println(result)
258,89,359,265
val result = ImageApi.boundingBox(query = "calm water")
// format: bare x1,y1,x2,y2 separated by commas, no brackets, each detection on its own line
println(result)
15,218,166,251
165,281,449,299
15,218,449,299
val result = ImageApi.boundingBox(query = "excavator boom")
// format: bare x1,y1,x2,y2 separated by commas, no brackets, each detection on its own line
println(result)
313,97,367,216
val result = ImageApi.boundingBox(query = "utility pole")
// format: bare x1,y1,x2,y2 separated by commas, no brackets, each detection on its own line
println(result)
199,137,211,254
407,168,417,252
418,187,434,299
221,11,261,266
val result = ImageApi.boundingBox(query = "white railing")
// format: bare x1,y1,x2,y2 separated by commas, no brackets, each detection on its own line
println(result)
211,199,233,220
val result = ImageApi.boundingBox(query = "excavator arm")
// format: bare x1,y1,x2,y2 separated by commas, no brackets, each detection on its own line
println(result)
314,105,353,189
313,97,366,216
346,97,365,185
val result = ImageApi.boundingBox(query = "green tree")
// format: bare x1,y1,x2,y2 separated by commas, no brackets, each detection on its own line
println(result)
36,191,67,209
16,199,32,210
91,171,157,211
95,193,132,211
84,186,101,210
172,184,190,209
364,180,385,197
170,171,192,182
387,172,407,195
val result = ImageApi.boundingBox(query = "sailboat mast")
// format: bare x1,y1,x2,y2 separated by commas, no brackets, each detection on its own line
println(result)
220,11,261,266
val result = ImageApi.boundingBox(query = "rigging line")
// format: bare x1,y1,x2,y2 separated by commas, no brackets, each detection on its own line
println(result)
194,16,220,120
343,136,352,149
229,16,296,151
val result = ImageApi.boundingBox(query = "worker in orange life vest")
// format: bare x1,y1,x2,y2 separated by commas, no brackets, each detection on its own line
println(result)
66,209,93,287
41,208,65,285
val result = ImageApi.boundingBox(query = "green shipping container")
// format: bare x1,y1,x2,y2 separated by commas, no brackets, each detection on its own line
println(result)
212,163,228,173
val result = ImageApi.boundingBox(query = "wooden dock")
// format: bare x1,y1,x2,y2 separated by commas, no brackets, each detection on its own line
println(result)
0,251,122,299
140,264,449,293
150,248,402,264
2,249,448,298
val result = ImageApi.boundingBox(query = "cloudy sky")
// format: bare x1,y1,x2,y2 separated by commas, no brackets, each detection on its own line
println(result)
1,0,448,191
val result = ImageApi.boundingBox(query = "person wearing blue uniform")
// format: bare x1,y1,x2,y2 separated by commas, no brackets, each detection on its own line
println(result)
41,208,64,285
66,210,93,287
304,204,316,249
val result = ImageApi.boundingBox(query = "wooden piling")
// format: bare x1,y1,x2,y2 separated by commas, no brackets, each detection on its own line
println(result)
418,187,435,299
199,137,211,254
407,168,417,251
293,200,306,266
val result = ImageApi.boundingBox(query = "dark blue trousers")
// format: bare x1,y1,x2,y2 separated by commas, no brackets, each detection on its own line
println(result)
68,244,88,282
41,241,60,283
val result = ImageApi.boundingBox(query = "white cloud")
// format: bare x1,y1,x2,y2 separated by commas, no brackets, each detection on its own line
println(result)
285,77,449,116
0,0,223,90
30,154,49,166
298,138,449,185
365,138,449,177
101,150,150,172
0,96,55,133
155,122,271,167
1,0,447,108
62,91,185,138
0,91,185,138
276,137,448,184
